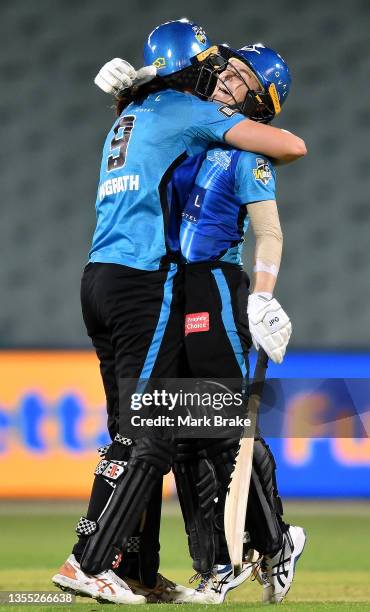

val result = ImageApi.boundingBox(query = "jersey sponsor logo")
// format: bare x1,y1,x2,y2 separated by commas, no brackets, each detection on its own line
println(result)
182,211,198,223
182,188,204,223
218,105,239,118
99,175,140,201
207,149,232,170
194,194,201,207
253,158,272,185
185,312,210,336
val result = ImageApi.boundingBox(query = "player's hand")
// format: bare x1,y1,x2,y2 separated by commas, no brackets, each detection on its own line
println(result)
94,58,157,96
247,293,292,364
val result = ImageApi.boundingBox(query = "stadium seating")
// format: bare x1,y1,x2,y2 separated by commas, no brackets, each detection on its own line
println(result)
0,0,368,347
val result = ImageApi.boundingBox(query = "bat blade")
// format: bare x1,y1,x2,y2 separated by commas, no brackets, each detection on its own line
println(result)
224,436,254,576
224,349,268,576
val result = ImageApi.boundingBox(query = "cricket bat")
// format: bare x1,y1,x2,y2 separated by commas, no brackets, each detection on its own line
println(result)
224,348,269,576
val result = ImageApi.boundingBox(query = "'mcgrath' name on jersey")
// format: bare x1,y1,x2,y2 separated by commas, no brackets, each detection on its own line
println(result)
89,90,246,271
99,175,140,201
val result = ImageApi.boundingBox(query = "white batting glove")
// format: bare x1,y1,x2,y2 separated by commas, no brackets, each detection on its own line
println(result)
135,65,157,86
94,58,157,96
247,292,292,364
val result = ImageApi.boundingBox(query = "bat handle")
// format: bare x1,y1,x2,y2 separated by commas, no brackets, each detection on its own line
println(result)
256,348,269,370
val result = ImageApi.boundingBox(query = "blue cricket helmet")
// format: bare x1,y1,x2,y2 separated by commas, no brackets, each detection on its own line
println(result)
144,18,212,76
236,44,291,117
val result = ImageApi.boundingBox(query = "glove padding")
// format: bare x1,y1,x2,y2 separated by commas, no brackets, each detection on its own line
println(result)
94,58,157,96
247,293,292,364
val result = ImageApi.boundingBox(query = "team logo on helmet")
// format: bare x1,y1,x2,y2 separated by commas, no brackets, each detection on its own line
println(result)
192,25,207,45
241,43,265,54
153,57,166,69
253,158,273,185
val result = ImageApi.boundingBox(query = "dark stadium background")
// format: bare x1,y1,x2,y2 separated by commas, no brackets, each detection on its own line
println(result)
1,0,369,348
0,2,369,607
1,0,369,494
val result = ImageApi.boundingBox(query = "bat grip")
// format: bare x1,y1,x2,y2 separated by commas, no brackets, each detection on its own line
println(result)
256,348,269,371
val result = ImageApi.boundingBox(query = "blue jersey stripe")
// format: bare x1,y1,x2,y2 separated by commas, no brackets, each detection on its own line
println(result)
211,268,247,377
139,264,177,381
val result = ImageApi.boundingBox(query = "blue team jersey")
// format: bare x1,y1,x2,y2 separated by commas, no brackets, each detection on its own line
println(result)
89,89,245,271
178,146,276,264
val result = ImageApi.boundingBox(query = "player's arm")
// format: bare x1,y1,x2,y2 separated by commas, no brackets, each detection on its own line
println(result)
246,200,291,364
248,199,282,294
93,59,306,165
225,120,306,165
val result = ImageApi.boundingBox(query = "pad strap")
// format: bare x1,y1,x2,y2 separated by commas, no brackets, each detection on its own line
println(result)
126,536,141,553
76,516,97,536
114,433,133,446
97,433,132,459
97,444,110,458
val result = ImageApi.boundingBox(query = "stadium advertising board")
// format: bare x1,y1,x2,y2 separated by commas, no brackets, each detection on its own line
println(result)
0,351,369,498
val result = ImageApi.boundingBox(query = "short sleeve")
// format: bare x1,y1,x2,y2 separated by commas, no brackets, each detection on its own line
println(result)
234,152,276,204
182,97,246,155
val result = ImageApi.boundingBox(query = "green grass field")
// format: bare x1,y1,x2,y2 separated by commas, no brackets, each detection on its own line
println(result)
0,501,369,611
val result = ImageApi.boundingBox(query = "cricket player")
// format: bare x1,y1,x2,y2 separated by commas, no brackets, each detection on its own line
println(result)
103,44,306,605
170,44,306,604
52,19,306,605
92,44,305,606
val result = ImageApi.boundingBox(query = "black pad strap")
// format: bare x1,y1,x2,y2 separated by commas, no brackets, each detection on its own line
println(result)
126,536,141,553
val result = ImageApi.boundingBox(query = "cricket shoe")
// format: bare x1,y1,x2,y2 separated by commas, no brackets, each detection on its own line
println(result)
178,558,258,604
52,554,146,604
258,525,306,604
125,572,194,603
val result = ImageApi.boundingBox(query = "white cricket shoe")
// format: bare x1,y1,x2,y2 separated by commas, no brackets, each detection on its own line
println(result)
177,558,257,604
259,525,306,604
52,554,146,604
125,572,194,603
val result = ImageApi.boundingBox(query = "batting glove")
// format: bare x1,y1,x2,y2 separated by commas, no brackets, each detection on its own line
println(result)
94,58,157,96
247,292,292,364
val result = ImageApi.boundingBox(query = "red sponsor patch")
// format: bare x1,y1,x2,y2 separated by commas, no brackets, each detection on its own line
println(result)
185,312,210,336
